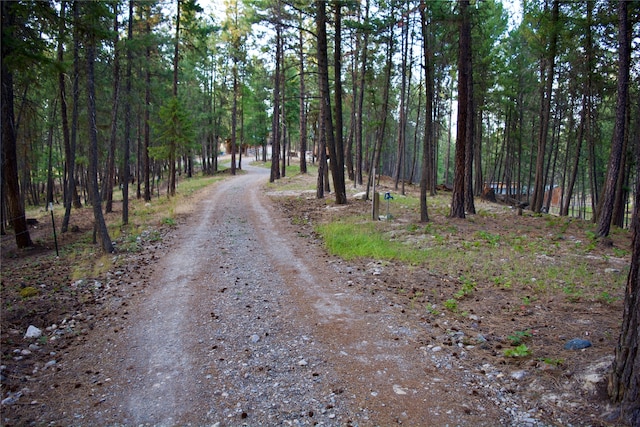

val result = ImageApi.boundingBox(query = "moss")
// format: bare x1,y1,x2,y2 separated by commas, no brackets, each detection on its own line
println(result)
20,286,39,299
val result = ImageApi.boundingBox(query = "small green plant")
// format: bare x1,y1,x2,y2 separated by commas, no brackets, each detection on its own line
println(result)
162,217,177,226
504,344,531,358
454,276,476,299
538,357,563,367
613,247,629,257
426,304,440,315
149,230,162,242
476,230,500,247
508,330,532,346
521,296,531,305
562,283,583,302
493,276,512,290
443,298,458,312
598,291,617,304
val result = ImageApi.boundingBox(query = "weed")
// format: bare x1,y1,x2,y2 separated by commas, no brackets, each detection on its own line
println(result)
454,276,476,299
538,357,563,367
508,330,532,346
476,230,500,247
504,344,531,358
493,276,512,289
562,283,583,302
613,247,629,257
598,291,617,304
162,217,177,226
443,299,458,312
426,304,440,315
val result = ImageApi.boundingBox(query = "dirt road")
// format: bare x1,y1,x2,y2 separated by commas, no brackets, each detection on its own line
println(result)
31,164,509,426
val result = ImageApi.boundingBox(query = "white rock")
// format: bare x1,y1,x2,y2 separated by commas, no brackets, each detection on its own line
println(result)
511,370,527,380
297,359,308,366
353,192,367,200
24,326,42,339
393,384,408,395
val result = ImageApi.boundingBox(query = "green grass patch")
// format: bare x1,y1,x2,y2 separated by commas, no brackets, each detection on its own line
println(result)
316,221,431,263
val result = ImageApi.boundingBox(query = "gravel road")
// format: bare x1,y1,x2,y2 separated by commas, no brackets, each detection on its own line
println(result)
32,164,513,426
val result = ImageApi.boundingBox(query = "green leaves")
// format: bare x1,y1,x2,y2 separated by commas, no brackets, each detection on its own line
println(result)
150,97,195,161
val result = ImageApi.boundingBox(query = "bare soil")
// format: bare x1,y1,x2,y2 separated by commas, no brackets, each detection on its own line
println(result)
1,164,632,426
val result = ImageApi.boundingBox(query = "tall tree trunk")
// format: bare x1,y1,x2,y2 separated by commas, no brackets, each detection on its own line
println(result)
450,0,472,219
231,62,238,175
122,0,133,225
105,4,120,212
394,0,410,191
169,0,181,197
596,1,629,238
355,0,369,187
331,0,346,204
531,0,559,213
298,14,307,174
71,1,81,210
608,95,640,423
316,0,346,204
1,1,32,249
143,4,152,202
270,18,281,183
365,23,393,201
46,99,57,208
58,1,74,233
86,28,114,253
419,0,434,222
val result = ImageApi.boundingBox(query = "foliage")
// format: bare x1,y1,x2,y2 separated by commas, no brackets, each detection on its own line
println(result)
504,344,531,358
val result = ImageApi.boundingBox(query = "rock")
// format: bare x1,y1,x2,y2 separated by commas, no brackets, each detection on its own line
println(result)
24,325,42,339
431,346,442,352
510,370,527,380
564,338,592,350
393,384,408,395
44,360,57,369
604,268,620,274
250,334,260,343
297,359,308,366
353,192,368,200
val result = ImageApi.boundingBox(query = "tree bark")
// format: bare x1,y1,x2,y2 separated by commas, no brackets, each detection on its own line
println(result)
1,1,33,249
298,14,307,174
105,4,120,213
419,0,433,223
596,1,629,237
450,0,472,219
531,0,559,213
122,0,133,225
270,17,281,183
169,0,181,197
58,1,74,233
144,4,152,201
354,0,369,187
332,0,346,203
608,94,639,423
365,22,393,202
316,0,346,204
86,27,114,253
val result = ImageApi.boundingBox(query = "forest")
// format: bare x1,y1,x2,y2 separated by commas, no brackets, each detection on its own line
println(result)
1,0,638,249
1,0,639,423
